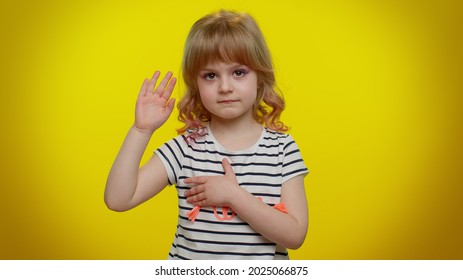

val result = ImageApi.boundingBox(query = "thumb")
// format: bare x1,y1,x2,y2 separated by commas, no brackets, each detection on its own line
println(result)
221,158,235,176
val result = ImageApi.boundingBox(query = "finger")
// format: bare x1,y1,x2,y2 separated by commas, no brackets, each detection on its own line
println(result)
154,71,173,95
184,176,207,185
138,78,149,98
184,185,204,197
165,98,176,111
161,76,177,99
194,200,206,207
221,158,235,176
187,192,207,204
147,71,161,93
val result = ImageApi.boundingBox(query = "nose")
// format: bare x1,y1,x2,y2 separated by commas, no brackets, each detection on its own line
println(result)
219,77,233,93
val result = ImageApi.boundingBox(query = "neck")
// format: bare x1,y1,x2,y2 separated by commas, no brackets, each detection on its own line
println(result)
208,117,263,151
209,116,260,135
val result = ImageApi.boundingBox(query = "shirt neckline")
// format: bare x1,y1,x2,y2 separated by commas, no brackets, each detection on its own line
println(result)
205,123,266,154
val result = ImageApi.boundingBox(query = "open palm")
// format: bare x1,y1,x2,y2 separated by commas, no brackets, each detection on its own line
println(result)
135,71,177,134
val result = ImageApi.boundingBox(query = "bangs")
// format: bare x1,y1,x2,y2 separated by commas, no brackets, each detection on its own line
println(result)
183,10,271,85
192,26,254,69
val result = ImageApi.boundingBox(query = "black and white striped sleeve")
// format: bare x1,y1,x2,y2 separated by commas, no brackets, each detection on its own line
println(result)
282,135,309,183
154,136,185,186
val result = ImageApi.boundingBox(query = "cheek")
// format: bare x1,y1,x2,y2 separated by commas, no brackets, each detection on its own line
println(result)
198,87,215,108
243,80,259,100
246,74,259,94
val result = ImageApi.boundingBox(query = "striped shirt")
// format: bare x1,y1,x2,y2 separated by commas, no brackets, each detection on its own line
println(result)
155,125,309,260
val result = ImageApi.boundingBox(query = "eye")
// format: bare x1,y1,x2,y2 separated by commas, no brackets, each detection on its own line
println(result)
202,73,217,80
233,69,248,77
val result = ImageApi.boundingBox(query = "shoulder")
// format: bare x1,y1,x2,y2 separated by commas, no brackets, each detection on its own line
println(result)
160,129,211,154
262,128,295,145
163,128,206,145
156,133,191,158
262,128,305,158
263,127,289,138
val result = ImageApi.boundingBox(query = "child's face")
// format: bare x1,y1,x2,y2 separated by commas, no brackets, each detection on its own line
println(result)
197,61,258,122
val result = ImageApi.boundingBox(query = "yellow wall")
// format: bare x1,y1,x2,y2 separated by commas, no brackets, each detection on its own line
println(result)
1,0,462,259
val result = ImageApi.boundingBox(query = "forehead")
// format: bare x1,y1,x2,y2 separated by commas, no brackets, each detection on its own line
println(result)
191,33,252,70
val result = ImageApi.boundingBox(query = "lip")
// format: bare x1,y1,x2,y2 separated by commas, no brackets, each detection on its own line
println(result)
218,100,238,104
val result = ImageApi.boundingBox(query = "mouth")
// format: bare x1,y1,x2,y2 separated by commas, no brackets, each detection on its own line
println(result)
218,100,238,104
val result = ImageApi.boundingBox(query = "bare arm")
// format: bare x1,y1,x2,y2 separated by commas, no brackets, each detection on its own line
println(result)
230,175,308,249
184,159,308,249
105,71,176,212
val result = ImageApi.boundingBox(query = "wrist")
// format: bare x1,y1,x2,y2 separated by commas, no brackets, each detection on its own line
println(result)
228,186,250,209
131,124,155,137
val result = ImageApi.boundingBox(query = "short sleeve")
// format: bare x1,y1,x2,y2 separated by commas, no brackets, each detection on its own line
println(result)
282,135,309,183
154,136,185,185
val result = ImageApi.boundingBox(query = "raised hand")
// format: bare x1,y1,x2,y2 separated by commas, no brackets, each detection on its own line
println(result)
184,158,241,207
134,71,177,134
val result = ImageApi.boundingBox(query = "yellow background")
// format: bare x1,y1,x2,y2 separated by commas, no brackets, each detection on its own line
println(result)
1,0,462,259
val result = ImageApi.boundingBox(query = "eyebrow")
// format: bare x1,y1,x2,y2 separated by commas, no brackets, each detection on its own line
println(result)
199,64,245,72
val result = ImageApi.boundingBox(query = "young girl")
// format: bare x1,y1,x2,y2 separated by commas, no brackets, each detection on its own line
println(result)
105,10,309,260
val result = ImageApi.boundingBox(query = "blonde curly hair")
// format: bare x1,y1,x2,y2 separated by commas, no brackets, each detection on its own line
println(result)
177,10,287,134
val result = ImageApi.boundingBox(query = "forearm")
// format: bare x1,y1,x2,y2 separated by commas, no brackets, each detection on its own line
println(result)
104,125,152,210
230,188,308,249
